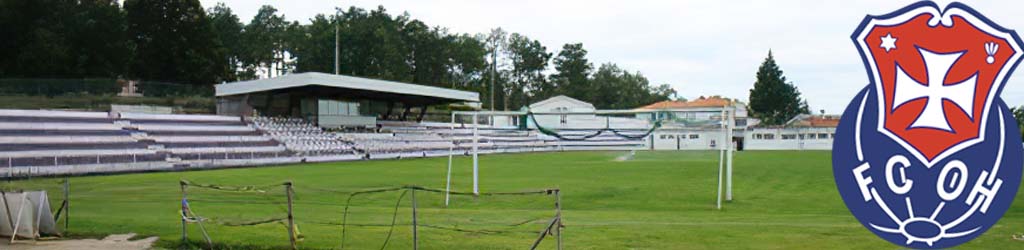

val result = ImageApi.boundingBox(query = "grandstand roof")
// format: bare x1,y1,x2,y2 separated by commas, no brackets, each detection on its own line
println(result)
215,72,479,104
636,96,732,110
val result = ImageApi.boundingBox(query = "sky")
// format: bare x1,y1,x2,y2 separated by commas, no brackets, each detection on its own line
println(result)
199,0,1024,113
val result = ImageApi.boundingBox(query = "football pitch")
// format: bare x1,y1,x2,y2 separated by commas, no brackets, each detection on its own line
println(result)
5,151,1022,249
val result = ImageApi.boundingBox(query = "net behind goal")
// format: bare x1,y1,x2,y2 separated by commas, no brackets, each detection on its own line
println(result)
337,186,562,249
447,108,735,209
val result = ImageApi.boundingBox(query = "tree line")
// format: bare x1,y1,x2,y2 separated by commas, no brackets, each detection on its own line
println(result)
0,0,676,110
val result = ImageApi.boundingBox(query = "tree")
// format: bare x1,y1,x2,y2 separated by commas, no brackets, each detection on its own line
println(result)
589,63,675,109
125,0,229,84
208,3,244,81
1012,106,1024,141
243,5,295,78
447,34,488,91
551,43,593,101
483,28,509,111
505,33,551,109
404,20,449,87
748,50,809,125
291,14,337,74
0,0,130,78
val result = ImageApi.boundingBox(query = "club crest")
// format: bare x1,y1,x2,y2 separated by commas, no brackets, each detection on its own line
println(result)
833,1,1024,248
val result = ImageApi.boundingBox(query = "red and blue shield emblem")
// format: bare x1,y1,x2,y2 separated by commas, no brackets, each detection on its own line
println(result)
834,2,1024,249
857,3,1021,167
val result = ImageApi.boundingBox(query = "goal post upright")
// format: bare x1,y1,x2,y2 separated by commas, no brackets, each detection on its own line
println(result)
472,112,479,195
445,113,455,207
717,108,725,210
726,103,735,202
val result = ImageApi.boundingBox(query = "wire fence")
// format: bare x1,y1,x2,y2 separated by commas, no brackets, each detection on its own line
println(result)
179,180,563,250
0,78,213,98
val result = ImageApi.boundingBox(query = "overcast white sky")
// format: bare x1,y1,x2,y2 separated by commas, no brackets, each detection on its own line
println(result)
199,0,1024,113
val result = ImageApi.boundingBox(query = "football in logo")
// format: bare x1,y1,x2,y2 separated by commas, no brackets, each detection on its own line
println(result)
833,1,1024,248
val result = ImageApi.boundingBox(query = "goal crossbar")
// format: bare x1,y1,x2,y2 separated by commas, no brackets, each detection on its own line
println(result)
445,108,735,210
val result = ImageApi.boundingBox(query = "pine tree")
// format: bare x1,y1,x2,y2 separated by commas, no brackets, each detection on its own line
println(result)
748,50,809,125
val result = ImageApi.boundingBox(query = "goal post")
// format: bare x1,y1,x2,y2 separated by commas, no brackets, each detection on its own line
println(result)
445,108,735,209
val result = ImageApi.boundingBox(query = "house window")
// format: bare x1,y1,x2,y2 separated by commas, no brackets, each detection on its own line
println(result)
556,107,568,124
782,134,796,140
660,134,667,139
753,134,763,140
806,133,816,139
818,133,829,139
689,134,699,139
764,134,775,140
831,133,836,139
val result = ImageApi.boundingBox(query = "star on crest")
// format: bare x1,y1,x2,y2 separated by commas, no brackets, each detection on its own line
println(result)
881,33,897,52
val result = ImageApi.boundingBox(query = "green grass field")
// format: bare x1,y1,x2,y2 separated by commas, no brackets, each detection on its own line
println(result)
4,151,1023,249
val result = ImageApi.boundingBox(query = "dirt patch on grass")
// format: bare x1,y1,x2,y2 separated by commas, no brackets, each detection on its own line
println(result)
2,233,157,250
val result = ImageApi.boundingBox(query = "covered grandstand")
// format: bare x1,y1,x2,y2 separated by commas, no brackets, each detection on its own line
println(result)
215,72,480,128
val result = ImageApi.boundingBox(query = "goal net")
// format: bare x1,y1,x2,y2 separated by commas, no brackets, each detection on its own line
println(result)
447,108,736,209
336,186,562,249
178,180,295,249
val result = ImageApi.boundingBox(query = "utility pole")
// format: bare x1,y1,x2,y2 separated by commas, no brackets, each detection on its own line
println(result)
490,49,496,113
334,21,340,75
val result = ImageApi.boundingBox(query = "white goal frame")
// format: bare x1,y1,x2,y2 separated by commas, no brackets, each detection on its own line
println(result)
444,108,735,209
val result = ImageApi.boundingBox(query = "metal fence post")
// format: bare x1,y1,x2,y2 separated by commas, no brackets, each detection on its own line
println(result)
180,181,187,245
556,189,562,250
285,182,296,250
412,188,419,250
63,177,69,234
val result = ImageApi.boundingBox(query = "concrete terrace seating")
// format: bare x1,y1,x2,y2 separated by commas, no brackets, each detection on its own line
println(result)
121,113,287,160
251,116,353,156
0,109,163,168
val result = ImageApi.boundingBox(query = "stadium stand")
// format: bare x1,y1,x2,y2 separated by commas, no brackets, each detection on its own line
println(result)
120,113,288,161
250,116,357,158
0,109,165,176
1,109,649,178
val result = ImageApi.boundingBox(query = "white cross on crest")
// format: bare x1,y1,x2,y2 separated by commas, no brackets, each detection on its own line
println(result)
893,48,978,132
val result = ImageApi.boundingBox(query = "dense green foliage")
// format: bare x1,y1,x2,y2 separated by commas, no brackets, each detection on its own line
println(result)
1012,106,1024,140
6,151,1023,249
0,0,130,78
0,95,213,113
123,0,228,85
748,51,810,125
0,78,120,97
0,2,675,109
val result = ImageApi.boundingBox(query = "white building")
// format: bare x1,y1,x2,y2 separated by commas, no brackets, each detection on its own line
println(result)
636,96,754,150
744,114,839,150
490,95,650,129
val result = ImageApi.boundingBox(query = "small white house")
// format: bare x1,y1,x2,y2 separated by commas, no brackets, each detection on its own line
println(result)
514,95,649,129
